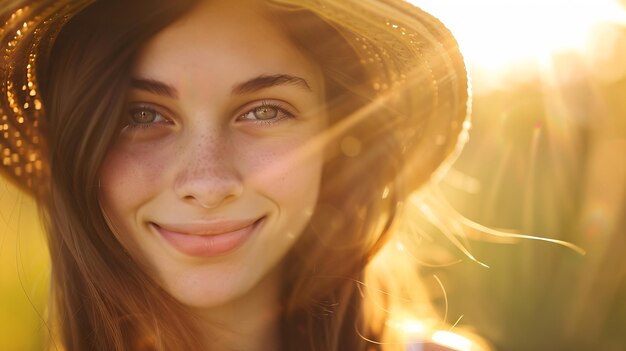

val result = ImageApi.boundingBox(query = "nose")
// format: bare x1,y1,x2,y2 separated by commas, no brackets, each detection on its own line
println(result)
173,132,243,209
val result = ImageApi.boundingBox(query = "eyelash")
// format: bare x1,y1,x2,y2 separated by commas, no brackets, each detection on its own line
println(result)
121,100,296,132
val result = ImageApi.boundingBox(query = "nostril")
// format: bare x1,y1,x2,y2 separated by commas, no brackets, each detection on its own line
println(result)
182,195,207,209
180,185,243,209
173,151,244,208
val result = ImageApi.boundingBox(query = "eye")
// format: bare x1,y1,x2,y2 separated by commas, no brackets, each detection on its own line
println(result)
123,105,171,131
238,102,295,124
131,108,159,124
129,106,167,124
251,106,278,120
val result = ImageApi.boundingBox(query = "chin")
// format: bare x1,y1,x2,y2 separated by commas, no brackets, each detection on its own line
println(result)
152,255,278,312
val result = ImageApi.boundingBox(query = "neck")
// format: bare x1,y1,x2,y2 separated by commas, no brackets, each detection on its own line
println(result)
194,267,282,351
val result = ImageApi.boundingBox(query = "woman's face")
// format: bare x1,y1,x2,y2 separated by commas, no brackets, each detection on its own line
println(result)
99,0,325,309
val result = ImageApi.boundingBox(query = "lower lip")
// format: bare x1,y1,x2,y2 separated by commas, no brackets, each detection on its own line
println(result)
153,219,262,257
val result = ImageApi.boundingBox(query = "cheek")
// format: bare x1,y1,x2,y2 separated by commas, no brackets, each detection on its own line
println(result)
98,142,177,263
99,142,172,213
239,133,324,205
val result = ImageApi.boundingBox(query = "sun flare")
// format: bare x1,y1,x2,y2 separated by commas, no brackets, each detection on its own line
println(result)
412,0,626,72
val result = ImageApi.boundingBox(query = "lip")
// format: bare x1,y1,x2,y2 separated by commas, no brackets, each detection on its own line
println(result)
152,217,264,257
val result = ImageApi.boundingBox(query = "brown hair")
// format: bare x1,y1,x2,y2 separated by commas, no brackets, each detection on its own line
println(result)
275,9,403,350
39,0,444,350
40,0,204,349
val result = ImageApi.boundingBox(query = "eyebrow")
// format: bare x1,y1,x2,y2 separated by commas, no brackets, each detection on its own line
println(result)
231,74,311,95
130,78,178,98
130,74,312,99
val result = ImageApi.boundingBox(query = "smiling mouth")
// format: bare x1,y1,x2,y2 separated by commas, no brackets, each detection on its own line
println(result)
151,217,265,257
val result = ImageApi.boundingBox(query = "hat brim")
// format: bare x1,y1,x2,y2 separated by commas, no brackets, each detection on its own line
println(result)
0,0,469,195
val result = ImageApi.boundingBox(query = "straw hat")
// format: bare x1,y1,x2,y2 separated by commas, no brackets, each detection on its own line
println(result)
0,0,470,196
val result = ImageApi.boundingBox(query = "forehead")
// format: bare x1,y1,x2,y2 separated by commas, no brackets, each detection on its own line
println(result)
132,0,323,93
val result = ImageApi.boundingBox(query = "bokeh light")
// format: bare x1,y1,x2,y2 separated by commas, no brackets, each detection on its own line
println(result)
407,1,626,350
432,330,473,351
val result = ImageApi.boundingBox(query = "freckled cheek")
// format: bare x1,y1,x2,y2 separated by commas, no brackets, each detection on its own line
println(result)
239,136,324,202
99,143,174,207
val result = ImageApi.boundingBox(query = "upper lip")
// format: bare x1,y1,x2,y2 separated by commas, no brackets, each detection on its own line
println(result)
153,217,262,236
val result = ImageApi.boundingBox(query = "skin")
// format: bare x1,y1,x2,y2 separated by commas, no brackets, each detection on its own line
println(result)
98,0,326,349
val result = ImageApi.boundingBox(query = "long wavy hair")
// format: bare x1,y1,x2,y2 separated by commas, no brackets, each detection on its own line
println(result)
39,0,453,349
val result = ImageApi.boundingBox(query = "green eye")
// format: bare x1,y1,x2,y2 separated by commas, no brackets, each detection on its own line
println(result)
131,108,158,124
238,101,295,124
253,106,278,120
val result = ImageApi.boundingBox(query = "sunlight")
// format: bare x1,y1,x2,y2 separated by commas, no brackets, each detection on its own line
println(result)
412,0,626,72
400,320,426,335
432,330,473,351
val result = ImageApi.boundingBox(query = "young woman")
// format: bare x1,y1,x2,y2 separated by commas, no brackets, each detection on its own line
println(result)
0,0,471,349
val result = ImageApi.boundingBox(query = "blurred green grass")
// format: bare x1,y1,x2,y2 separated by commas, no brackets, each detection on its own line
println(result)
0,180,49,350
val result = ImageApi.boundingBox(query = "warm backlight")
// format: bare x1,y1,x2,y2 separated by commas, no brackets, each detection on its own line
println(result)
412,0,626,76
